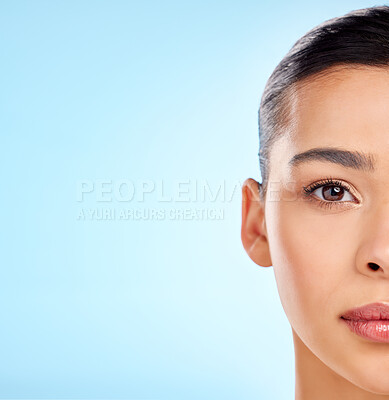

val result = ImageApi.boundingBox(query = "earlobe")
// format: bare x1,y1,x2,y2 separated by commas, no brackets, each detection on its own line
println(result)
241,178,272,267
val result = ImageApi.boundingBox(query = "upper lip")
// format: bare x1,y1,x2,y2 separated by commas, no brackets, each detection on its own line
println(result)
341,302,389,321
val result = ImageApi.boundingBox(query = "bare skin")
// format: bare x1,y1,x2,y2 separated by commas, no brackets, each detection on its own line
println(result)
241,65,389,399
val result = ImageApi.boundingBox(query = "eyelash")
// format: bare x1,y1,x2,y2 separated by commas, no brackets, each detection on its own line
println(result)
302,177,357,210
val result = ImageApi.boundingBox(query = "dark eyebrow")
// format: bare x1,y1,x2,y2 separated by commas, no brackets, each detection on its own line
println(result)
288,147,376,173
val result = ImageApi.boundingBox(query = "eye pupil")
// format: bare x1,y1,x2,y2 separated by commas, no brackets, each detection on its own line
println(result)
322,185,344,201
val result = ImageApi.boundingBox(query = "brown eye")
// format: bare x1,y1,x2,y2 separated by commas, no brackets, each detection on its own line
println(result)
322,185,344,201
312,184,353,202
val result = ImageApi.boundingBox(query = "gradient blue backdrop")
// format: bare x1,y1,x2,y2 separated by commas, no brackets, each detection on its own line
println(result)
1,1,382,399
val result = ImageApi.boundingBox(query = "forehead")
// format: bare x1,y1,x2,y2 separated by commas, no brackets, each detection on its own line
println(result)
268,65,389,181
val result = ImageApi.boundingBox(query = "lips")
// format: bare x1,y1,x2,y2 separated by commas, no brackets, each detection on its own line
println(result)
341,302,389,321
340,302,389,343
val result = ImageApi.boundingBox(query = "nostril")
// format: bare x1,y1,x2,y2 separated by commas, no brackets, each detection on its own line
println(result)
368,262,380,271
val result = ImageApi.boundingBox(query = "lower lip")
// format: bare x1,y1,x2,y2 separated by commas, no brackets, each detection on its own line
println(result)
341,318,389,343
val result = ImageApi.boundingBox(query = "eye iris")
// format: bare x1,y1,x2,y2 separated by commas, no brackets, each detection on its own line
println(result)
322,185,344,201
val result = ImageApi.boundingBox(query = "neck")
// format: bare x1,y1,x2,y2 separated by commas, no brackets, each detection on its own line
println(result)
293,329,389,400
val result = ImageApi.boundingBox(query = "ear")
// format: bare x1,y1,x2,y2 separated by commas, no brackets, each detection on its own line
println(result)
241,178,272,267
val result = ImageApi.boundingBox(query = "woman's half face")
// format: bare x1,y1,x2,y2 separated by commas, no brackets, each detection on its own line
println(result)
263,65,389,393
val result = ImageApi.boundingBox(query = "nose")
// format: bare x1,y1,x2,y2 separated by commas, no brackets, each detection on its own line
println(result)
356,202,389,278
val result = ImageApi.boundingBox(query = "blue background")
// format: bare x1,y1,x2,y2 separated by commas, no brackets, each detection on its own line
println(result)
1,1,383,399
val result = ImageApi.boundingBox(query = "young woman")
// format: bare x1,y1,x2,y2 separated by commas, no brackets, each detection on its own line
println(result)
241,5,389,399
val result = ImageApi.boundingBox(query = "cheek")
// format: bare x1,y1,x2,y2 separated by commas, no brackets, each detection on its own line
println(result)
265,199,389,393
265,199,355,340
